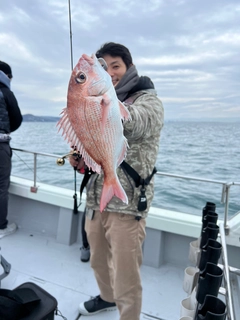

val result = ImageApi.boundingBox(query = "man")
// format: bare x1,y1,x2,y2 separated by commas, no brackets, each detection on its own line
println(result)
71,42,164,320
0,61,22,238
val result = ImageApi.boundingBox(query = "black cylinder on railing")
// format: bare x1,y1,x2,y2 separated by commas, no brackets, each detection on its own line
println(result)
201,210,218,233
196,262,223,305
195,294,226,320
202,202,216,221
198,239,222,272
200,222,219,249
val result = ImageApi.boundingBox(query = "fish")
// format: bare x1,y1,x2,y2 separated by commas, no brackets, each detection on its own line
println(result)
57,53,131,212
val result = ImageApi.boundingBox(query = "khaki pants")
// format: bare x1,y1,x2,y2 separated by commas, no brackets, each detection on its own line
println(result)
85,210,146,320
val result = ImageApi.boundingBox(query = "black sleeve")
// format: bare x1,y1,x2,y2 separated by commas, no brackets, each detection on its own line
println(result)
3,88,23,132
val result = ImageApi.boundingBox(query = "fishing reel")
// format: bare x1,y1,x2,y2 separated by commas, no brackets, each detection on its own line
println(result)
56,152,81,166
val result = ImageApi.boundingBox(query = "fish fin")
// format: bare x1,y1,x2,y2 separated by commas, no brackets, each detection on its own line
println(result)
119,101,131,121
57,108,101,173
81,149,101,173
117,138,128,167
101,94,111,134
100,177,128,212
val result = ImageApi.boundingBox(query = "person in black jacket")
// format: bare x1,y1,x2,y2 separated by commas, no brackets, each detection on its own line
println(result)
0,61,22,238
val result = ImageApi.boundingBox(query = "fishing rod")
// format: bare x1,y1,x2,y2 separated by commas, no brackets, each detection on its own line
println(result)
68,0,74,71
57,0,79,214
68,0,79,214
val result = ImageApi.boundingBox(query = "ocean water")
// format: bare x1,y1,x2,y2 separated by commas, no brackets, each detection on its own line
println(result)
10,121,240,218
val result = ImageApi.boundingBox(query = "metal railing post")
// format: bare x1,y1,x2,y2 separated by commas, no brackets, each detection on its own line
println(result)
221,183,233,235
224,184,230,234
30,153,38,193
219,223,236,320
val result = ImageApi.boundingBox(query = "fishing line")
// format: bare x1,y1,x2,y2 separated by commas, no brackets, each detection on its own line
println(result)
12,151,42,182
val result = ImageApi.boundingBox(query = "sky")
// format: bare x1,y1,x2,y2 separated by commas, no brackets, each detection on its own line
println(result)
0,0,240,121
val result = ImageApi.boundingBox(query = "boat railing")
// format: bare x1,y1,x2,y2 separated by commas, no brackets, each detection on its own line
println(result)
155,171,240,235
11,148,240,234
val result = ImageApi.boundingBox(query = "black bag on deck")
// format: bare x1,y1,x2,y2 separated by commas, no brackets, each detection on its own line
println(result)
0,282,58,320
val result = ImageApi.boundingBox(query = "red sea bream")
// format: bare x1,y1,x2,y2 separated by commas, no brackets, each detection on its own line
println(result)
57,54,131,212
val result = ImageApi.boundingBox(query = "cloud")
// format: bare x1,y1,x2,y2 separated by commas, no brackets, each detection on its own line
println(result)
0,0,239,120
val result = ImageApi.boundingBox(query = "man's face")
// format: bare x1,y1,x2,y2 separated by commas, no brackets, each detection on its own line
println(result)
102,54,127,87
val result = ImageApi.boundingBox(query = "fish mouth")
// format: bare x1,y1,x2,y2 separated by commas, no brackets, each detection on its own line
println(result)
82,53,95,65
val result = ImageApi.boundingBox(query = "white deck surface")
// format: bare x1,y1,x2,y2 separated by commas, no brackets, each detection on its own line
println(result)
0,228,187,320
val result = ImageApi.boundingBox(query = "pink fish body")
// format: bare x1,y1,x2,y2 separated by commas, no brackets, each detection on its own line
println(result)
57,54,131,212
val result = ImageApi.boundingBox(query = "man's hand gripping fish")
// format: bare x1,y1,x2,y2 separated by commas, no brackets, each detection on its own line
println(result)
57,54,131,212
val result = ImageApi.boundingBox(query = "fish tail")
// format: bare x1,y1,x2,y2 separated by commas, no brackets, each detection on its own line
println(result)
100,177,128,212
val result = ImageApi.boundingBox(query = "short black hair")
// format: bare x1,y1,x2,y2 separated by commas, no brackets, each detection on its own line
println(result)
96,42,133,69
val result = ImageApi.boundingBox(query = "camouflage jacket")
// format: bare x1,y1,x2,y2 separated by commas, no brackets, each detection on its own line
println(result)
86,89,164,218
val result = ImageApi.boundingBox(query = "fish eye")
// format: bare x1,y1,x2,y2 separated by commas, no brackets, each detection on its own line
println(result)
75,72,86,84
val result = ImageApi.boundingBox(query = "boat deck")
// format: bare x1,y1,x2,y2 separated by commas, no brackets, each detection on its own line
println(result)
0,228,186,320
